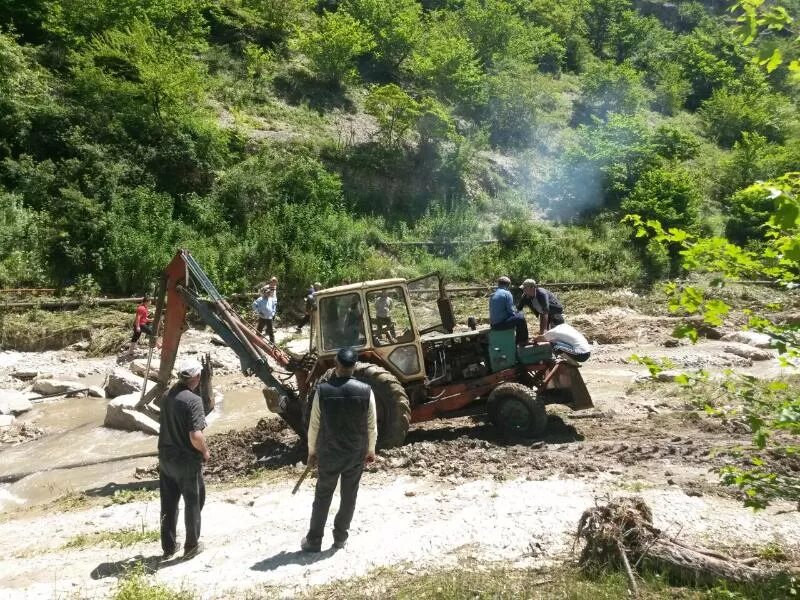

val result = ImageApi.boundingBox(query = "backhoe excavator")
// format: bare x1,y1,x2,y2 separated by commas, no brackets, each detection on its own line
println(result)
137,250,593,448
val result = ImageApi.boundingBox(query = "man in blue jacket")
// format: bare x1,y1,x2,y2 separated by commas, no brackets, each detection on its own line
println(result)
489,276,528,345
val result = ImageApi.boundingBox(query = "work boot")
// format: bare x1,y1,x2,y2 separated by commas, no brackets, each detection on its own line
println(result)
301,536,321,553
162,549,177,561
332,538,347,550
183,544,203,561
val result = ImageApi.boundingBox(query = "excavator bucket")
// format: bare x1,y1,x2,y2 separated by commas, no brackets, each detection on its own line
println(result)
544,361,594,410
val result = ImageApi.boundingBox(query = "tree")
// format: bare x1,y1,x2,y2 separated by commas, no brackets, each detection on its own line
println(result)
574,61,650,121
292,10,374,85
621,166,701,231
364,84,420,146
341,0,421,72
584,0,632,58
405,13,485,106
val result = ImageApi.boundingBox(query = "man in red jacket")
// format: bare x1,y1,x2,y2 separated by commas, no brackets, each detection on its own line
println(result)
128,295,154,356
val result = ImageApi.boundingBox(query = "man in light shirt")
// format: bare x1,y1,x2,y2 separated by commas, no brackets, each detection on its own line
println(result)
302,347,377,552
252,287,277,343
533,322,592,363
374,289,396,341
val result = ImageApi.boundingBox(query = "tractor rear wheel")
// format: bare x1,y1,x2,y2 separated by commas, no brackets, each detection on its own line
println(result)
320,362,411,449
487,382,547,438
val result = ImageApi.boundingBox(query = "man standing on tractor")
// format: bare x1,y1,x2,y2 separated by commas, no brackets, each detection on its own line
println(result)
518,279,565,334
302,347,377,552
489,276,529,345
296,282,321,332
374,289,396,342
252,286,277,343
158,358,211,561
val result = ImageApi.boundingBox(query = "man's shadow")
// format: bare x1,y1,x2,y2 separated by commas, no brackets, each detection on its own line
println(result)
251,548,338,571
90,554,183,580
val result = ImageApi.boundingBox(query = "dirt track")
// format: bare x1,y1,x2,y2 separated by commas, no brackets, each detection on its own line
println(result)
1,305,799,598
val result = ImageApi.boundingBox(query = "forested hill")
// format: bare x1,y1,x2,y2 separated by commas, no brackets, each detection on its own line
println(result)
1,0,798,296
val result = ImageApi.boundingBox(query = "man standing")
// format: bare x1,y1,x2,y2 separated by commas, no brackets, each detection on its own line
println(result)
296,282,321,332
302,347,377,552
374,289,396,341
128,295,153,356
518,279,564,335
158,358,211,561
489,276,528,345
252,287,277,343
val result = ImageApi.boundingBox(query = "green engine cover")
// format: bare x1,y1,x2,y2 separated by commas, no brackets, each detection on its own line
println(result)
488,329,553,372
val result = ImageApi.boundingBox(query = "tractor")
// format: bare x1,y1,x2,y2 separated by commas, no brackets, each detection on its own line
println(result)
138,251,592,448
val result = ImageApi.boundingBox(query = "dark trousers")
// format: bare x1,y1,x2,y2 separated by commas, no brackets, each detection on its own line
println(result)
491,312,529,345
375,316,396,339
256,317,274,343
159,457,205,554
297,313,310,329
306,452,364,545
131,323,153,343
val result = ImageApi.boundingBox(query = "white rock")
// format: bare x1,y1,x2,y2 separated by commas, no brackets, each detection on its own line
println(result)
0,414,15,428
0,389,35,415
104,393,159,435
130,359,165,381
723,343,773,361
31,378,85,396
104,368,153,398
721,331,772,349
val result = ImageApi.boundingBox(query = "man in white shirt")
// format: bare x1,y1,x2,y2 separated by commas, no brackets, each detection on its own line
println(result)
533,322,592,362
302,347,377,552
252,287,277,343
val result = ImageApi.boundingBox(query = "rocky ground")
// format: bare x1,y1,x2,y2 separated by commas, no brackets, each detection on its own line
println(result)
0,296,799,598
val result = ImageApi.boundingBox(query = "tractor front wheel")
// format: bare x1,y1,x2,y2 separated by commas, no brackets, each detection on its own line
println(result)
487,383,547,438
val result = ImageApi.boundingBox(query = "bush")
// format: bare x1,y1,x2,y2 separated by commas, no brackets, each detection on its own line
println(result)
573,61,651,122
725,185,777,245
341,0,421,73
621,165,701,231
699,87,793,148
292,10,374,85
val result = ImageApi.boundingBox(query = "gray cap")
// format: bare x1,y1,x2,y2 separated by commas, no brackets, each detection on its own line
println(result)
497,275,511,285
519,278,537,289
336,347,358,367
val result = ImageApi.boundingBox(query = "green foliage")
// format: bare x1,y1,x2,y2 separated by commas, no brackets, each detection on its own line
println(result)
341,0,421,72
292,10,374,85
364,84,420,146
621,166,701,231
574,61,650,122
405,13,485,106
484,60,543,148
698,86,793,148
112,564,194,600
584,0,631,58
0,191,47,287
726,184,777,245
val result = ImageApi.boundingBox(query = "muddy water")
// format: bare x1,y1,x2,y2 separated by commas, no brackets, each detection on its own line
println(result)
0,378,270,512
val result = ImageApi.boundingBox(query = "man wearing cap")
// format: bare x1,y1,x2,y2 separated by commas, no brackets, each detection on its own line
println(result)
158,358,211,561
296,282,321,332
517,279,564,335
489,276,529,345
302,347,377,552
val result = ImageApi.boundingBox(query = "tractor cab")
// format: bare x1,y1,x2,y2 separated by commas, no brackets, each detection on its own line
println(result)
312,279,427,384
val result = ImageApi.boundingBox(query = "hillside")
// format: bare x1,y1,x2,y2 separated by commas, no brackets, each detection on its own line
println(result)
1,0,799,296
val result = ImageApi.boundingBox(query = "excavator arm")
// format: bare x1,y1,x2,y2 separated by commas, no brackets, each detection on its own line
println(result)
136,250,308,439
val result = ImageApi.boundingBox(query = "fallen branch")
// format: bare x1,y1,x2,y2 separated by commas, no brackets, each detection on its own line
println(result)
576,497,770,587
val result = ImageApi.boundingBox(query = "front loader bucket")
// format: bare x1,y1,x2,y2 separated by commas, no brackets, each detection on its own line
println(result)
263,387,307,443
545,362,594,410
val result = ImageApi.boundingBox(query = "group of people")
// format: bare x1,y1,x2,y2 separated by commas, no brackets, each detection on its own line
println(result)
489,276,591,363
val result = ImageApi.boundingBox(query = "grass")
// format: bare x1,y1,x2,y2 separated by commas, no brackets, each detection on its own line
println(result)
112,565,194,600
272,565,799,600
108,488,159,506
63,527,159,549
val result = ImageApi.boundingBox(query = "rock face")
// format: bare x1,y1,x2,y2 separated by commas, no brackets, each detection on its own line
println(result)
87,386,106,398
104,393,159,435
104,368,153,398
130,359,163,381
723,343,773,361
31,378,85,396
0,389,34,416
721,331,772,349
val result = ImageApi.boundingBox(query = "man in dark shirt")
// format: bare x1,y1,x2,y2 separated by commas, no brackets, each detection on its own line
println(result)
301,347,377,552
158,358,211,561
517,279,565,335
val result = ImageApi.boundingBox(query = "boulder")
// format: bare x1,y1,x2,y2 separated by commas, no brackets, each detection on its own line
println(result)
87,386,106,398
32,378,85,396
0,414,15,428
104,368,153,398
723,343,773,361
104,393,159,435
10,370,38,381
721,331,772,349
0,389,34,415
655,370,683,383
130,359,164,381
